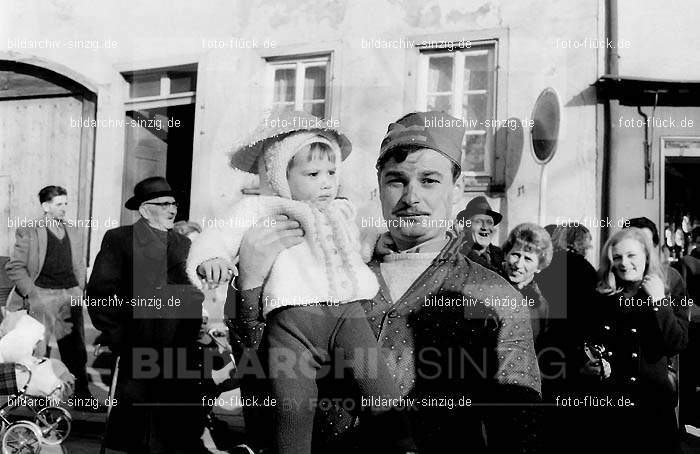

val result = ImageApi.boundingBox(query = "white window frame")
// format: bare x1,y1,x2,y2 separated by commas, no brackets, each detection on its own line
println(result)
122,64,197,110
416,41,497,178
265,55,331,117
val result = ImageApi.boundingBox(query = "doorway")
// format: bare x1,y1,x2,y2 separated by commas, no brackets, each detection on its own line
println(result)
120,65,197,225
662,137,700,261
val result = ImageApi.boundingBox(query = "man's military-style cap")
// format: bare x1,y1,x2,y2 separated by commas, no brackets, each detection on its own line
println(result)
377,111,466,170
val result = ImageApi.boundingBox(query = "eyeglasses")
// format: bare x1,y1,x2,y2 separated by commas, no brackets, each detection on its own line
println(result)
144,201,178,208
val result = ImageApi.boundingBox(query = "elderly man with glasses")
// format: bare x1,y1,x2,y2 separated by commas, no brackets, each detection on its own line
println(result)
87,176,207,454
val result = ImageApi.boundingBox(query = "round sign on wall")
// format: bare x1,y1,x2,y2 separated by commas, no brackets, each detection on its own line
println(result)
531,88,561,164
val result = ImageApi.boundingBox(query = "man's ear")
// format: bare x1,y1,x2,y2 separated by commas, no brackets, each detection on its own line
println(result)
452,182,462,203
138,204,149,220
40,201,50,214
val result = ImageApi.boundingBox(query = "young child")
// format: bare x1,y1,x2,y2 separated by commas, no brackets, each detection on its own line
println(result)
0,313,71,398
187,112,416,454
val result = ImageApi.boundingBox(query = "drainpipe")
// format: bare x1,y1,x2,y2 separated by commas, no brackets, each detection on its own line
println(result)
601,0,618,243
606,0,619,76
636,91,662,200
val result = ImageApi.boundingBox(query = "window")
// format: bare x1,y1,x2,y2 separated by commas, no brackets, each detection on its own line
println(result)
267,55,330,118
418,43,496,176
123,65,197,103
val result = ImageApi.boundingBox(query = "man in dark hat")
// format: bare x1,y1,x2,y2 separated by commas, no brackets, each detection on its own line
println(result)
456,196,505,274
228,112,541,453
87,176,207,453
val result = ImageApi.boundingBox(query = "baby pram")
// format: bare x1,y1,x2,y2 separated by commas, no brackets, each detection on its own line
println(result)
0,363,72,454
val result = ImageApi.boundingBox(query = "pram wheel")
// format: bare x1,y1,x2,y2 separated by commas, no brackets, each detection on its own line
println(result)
35,406,72,445
2,421,42,454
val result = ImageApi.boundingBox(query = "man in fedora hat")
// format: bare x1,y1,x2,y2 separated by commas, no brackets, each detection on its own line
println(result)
456,196,505,274
226,112,541,453
87,176,207,453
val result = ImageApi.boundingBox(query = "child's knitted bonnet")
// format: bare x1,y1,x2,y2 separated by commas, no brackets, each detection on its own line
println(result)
262,132,341,199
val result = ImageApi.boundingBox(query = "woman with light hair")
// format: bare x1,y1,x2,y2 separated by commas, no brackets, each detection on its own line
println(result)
585,227,688,453
500,223,553,344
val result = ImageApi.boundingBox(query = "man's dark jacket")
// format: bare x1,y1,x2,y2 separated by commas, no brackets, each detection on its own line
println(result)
86,218,204,451
228,234,541,453
460,242,505,276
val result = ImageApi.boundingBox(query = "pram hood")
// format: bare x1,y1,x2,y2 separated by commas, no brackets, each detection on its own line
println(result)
0,314,45,364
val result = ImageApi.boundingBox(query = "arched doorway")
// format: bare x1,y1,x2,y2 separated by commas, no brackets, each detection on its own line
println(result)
0,59,97,261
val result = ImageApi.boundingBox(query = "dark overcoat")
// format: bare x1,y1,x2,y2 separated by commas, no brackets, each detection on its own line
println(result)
86,218,204,451
583,286,688,454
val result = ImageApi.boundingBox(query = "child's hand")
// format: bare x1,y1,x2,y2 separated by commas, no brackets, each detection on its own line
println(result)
375,232,396,257
197,258,237,289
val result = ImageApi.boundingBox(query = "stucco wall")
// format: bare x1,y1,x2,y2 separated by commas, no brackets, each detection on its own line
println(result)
617,0,700,80
192,0,602,248
608,0,700,237
609,104,700,233
1,0,602,264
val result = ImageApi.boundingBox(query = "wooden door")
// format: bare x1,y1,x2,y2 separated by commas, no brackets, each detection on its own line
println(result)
0,96,83,254
120,110,168,225
0,63,96,263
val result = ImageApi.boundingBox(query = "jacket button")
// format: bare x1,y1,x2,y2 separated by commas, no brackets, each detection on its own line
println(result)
631,353,638,358
630,328,637,334
603,325,611,331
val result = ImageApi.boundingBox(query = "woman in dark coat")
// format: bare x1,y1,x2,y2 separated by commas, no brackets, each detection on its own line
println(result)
535,225,607,454
586,227,689,454
536,225,598,399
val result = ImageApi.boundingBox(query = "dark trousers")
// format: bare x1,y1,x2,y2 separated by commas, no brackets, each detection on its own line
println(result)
33,287,90,393
262,302,413,454
58,305,90,392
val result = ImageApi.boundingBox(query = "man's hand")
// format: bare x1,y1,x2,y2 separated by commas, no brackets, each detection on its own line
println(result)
238,215,304,290
197,258,237,289
375,231,396,257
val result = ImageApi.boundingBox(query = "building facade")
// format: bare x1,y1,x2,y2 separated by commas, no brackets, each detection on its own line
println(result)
1,0,698,271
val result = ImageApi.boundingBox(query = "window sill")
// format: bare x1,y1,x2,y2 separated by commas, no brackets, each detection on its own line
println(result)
461,175,504,196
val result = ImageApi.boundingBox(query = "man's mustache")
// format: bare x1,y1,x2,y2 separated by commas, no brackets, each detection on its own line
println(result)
393,209,430,217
